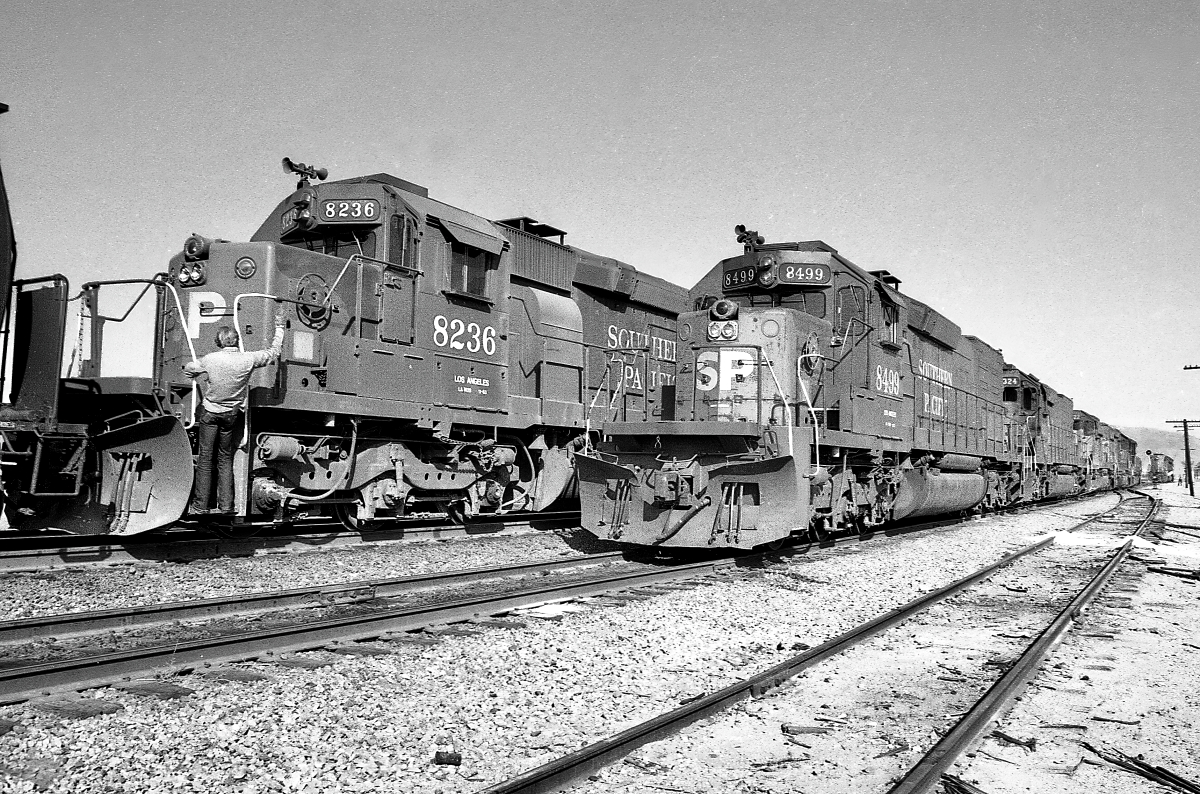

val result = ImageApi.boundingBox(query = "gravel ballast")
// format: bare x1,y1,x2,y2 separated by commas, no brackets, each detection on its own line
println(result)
0,496,1120,793
0,530,617,622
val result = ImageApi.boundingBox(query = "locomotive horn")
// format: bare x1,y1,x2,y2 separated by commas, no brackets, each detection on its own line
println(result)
282,157,329,187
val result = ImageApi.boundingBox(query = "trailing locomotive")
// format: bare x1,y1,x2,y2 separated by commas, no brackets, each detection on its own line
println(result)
0,148,687,534
576,228,1139,549
1146,452,1175,484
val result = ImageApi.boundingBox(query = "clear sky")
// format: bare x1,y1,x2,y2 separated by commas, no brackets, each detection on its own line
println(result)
1,0,1197,429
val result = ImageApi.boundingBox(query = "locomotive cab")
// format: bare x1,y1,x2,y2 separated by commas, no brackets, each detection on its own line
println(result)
158,169,533,525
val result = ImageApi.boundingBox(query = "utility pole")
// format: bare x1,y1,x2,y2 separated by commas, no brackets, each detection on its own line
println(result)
1166,420,1197,497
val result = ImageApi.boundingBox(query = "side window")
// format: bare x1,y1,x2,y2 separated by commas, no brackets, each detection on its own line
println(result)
450,242,492,296
389,215,405,266
389,215,420,271
405,217,418,272
835,285,865,333
881,302,899,344
1022,388,1034,411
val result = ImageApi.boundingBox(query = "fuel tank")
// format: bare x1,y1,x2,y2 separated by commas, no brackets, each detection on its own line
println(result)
1047,474,1079,498
891,468,986,521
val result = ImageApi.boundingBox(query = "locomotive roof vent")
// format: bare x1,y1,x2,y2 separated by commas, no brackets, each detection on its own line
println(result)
869,269,902,289
497,217,567,245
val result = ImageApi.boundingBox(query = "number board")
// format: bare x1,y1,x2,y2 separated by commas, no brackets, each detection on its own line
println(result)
319,199,381,223
776,263,831,285
1002,376,1020,386
280,207,300,236
722,264,757,290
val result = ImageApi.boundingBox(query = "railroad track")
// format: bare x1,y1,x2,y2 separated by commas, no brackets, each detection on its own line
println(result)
0,511,583,572
476,491,1158,794
887,491,1159,793
0,492,1129,709
0,487,1120,573
0,551,631,645
0,554,737,705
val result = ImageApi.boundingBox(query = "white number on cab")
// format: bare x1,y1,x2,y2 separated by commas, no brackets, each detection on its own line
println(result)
433,315,496,356
875,365,901,396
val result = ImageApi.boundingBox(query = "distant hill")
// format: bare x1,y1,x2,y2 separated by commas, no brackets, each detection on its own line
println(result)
1118,426,1200,474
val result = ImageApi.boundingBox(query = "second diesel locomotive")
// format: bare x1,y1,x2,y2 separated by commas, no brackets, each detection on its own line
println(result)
576,229,1138,549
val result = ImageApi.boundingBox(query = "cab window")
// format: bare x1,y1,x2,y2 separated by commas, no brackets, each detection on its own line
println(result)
450,242,492,296
779,290,826,318
835,285,866,333
389,215,419,271
291,230,376,259
882,302,899,344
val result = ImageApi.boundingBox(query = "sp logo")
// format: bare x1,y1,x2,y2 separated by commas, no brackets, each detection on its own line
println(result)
183,291,228,339
695,350,756,392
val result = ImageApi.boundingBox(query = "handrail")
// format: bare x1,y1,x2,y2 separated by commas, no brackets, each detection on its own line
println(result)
161,281,200,430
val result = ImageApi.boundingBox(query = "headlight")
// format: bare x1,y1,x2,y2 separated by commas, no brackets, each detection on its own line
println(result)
178,267,193,284
721,321,737,340
190,262,206,286
708,321,722,340
235,256,257,279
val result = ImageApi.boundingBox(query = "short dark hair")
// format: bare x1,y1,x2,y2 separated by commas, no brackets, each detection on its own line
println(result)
215,326,240,348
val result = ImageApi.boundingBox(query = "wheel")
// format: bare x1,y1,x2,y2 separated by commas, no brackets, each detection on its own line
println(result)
444,501,466,526
209,516,264,539
335,502,380,532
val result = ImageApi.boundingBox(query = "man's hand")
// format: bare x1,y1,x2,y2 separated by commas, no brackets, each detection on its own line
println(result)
275,313,287,329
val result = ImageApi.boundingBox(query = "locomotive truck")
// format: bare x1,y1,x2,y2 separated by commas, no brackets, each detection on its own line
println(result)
575,228,1138,549
0,147,687,534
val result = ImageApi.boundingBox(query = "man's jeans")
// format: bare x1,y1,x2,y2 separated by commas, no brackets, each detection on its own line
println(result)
189,406,242,513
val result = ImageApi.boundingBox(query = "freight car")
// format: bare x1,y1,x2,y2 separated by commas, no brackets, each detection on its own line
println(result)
0,149,687,534
576,229,1136,549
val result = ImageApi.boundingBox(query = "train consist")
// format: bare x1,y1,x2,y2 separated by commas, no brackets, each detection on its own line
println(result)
576,230,1140,549
0,107,1142,540
1145,452,1175,484
0,147,686,533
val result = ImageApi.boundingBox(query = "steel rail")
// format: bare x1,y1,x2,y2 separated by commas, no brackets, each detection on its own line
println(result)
0,512,582,572
480,540,1062,794
0,558,737,705
0,497,1061,643
885,493,1160,794
0,551,630,643
0,493,1128,707
479,494,1136,794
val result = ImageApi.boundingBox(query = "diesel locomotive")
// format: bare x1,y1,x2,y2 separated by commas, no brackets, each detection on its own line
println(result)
1146,452,1175,484
576,228,1139,549
0,145,686,534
